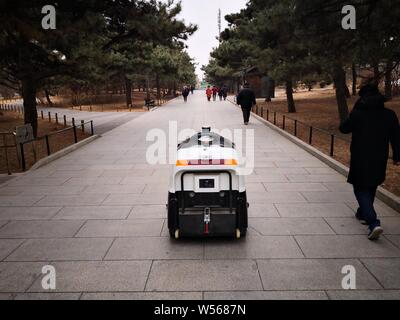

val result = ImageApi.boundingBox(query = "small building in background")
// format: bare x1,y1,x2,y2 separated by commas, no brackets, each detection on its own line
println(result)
234,67,275,101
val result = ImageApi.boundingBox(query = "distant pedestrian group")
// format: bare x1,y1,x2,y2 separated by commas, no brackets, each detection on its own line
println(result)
182,85,195,103
205,85,228,102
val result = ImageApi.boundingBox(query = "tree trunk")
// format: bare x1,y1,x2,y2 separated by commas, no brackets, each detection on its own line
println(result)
125,77,132,107
333,64,349,123
156,74,161,100
22,78,38,137
173,81,177,97
285,79,296,113
44,89,53,106
385,61,393,101
352,63,357,96
146,76,151,101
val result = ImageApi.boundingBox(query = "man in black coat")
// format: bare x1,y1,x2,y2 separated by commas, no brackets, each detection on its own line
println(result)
340,79,400,240
237,82,256,125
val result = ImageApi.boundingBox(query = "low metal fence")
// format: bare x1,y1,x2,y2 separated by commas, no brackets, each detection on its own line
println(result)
251,105,351,158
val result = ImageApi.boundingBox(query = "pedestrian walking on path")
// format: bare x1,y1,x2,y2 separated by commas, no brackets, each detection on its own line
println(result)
340,77,400,240
212,86,218,101
206,86,212,102
221,85,228,101
182,86,190,103
236,82,256,125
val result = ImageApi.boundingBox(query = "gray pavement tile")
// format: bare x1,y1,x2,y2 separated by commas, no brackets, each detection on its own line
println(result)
254,168,309,175
0,220,84,239
245,174,289,183
76,219,164,237
35,194,108,206
346,201,400,217
275,203,354,218
128,205,167,219
0,196,44,206
82,184,145,194
247,192,306,204
386,235,400,249
286,175,346,183
247,204,280,218
28,261,152,292
249,218,334,236
327,290,400,300
63,177,123,186
0,207,61,220
243,183,266,193
121,176,170,185
361,258,400,289
257,259,381,290
54,206,132,220
204,291,329,300
263,183,329,192
105,237,204,260
81,292,202,300
103,194,167,206
0,262,42,292
6,177,70,187
0,293,14,300
304,168,338,174
275,161,327,168
14,293,81,300
101,169,155,178
0,239,24,260
325,217,400,235
6,238,113,261
295,235,400,258
0,186,85,196
49,170,105,178
146,260,263,292
204,236,303,259
301,192,357,203
323,183,354,192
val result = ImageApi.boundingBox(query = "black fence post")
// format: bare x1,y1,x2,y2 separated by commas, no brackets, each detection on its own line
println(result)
330,135,335,157
45,135,51,156
41,110,44,119
261,107,264,118
283,115,286,130
63,115,67,127
90,121,94,136
72,118,78,143
274,112,277,125
20,143,26,172
309,126,313,145
48,112,51,122
294,120,298,137
55,113,58,124
81,120,85,133
267,109,269,121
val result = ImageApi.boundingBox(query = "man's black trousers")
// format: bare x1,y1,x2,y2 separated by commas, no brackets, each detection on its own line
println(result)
241,107,251,123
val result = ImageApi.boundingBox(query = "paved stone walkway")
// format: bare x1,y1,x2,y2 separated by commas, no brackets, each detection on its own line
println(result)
0,92,400,300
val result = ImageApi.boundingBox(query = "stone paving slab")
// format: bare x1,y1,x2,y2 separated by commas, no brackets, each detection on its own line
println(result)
325,217,400,235
34,195,108,206
75,219,164,238
204,291,329,300
0,220,84,239
204,236,303,259
257,259,382,290
105,237,204,260
81,292,202,300
0,262,42,292
53,206,132,220
0,207,61,221
361,258,400,289
326,290,400,300
263,183,329,192
146,260,263,292
28,261,152,292
275,203,355,218
295,235,400,258
0,239,24,260
249,218,335,236
0,196,44,206
6,238,113,261
13,293,82,300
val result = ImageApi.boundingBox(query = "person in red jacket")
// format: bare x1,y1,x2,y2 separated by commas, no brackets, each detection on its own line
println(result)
206,86,212,102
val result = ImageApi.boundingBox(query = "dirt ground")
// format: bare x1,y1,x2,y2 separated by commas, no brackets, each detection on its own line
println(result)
256,87,400,197
0,111,89,174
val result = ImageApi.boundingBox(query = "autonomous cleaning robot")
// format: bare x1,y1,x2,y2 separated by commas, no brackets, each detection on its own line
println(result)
167,127,248,239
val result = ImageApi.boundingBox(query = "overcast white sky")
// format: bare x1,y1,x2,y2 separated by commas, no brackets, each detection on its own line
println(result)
177,0,248,79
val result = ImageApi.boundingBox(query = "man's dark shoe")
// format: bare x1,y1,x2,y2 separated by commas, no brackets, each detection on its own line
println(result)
368,226,383,241
355,209,368,225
